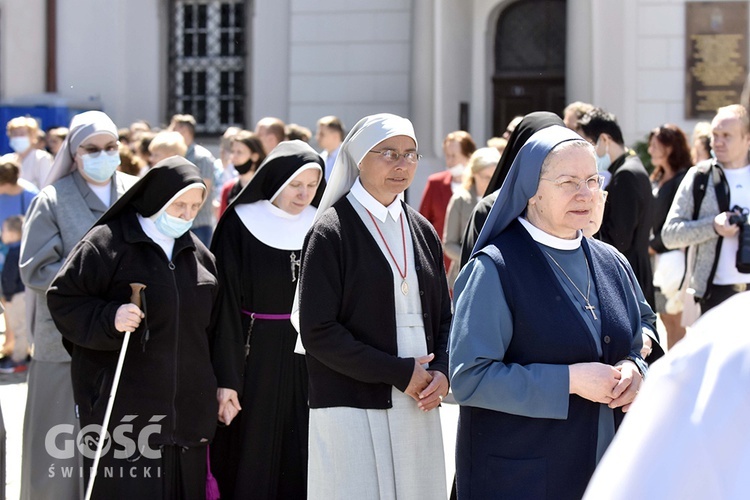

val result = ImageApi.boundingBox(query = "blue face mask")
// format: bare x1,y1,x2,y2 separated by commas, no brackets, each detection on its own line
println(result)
154,212,194,239
595,138,611,172
9,136,30,153
81,151,120,183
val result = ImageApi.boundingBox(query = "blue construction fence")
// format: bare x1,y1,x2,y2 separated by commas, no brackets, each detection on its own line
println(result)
0,103,98,155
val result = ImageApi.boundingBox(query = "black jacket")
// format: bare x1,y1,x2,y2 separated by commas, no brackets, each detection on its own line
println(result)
299,197,451,409
47,208,219,448
599,152,655,308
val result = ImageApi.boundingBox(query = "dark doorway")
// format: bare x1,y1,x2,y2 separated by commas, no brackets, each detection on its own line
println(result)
492,0,566,136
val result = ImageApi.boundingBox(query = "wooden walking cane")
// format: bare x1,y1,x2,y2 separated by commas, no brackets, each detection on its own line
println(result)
84,283,146,500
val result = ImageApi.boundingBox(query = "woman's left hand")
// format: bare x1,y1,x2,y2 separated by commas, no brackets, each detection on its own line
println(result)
609,361,643,412
417,370,449,412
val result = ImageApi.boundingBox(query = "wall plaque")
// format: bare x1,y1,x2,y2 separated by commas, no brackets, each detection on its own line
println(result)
686,2,748,118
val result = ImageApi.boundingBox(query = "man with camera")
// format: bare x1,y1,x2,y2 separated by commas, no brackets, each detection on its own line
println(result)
662,104,750,313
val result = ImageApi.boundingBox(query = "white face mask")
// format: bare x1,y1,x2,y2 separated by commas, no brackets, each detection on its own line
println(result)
81,151,120,183
9,136,31,153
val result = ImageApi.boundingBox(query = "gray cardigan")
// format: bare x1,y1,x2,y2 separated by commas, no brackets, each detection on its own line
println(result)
20,170,137,362
661,160,723,299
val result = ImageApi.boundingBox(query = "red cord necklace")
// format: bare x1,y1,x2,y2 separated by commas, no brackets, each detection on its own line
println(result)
366,210,409,295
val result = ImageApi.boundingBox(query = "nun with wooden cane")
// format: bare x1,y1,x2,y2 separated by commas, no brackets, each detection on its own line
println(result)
47,157,220,500
449,126,656,499
209,140,325,499
296,113,451,499
19,110,137,500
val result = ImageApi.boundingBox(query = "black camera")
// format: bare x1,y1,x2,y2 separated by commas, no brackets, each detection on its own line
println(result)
729,205,750,273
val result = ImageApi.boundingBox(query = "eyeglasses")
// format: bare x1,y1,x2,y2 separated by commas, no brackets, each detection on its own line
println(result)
540,174,604,194
78,143,119,157
368,149,422,164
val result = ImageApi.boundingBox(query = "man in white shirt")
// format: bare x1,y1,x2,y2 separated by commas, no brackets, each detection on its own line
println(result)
662,104,750,313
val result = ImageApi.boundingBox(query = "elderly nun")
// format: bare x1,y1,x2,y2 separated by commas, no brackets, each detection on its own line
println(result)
19,110,138,500
449,126,657,499
47,156,218,499
297,113,451,499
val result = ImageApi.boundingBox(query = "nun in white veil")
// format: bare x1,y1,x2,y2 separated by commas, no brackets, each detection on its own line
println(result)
297,113,450,499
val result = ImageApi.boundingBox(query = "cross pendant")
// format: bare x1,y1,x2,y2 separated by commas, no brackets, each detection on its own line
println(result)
290,252,301,282
584,304,597,320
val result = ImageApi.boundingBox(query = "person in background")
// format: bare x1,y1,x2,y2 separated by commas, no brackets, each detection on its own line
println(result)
45,127,68,157
134,131,156,171
213,126,241,220
47,157,218,499
218,131,266,218
0,215,28,373
583,291,750,500
450,125,653,499
502,116,524,140
662,104,750,313
285,123,312,143
255,117,286,155
579,108,655,309
19,110,138,500
128,119,152,144
215,127,241,183
6,116,53,189
563,101,595,134
0,155,38,365
420,131,476,271
315,115,345,182
443,147,500,288
210,141,325,499
149,130,188,166
298,113,450,499
117,143,145,177
647,124,692,348
486,136,508,155
691,121,712,164
117,127,131,148
169,114,216,246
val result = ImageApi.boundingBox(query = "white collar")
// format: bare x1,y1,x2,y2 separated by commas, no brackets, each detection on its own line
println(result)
350,177,402,222
235,200,316,250
518,216,582,250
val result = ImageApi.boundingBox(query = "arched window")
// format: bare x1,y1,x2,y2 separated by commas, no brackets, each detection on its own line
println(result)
492,0,566,136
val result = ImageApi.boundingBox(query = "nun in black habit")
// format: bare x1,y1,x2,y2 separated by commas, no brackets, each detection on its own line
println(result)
209,140,325,499
47,156,219,499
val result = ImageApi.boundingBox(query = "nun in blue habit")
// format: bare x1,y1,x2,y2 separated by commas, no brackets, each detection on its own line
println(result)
449,126,657,500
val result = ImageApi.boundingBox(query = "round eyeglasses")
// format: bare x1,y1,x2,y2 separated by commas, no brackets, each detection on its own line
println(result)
368,149,423,164
539,174,604,195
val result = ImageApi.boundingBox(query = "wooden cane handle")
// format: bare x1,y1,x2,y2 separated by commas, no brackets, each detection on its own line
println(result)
129,283,146,309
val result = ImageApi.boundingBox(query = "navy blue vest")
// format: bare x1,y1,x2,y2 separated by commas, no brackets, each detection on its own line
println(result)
456,220,634,500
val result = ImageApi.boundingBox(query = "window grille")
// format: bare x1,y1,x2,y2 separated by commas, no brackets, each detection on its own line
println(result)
495,0,566,74
168,0,247,134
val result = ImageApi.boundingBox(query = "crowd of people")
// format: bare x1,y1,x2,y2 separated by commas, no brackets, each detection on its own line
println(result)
0,97,746,500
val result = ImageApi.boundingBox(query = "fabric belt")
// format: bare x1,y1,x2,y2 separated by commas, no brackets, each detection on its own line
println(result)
241,310,292,320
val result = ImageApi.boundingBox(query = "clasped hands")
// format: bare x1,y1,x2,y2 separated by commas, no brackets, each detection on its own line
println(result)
569,360,642,413
216,388,242,425
404,353,449,413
